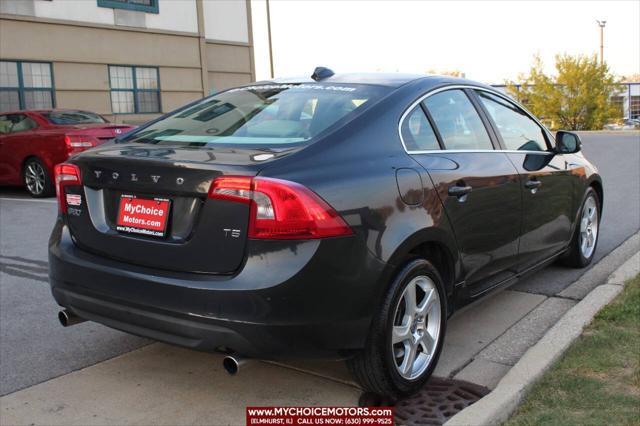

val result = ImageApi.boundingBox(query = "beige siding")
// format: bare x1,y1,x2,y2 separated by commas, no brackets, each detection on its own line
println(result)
0,19,200,67
159,67,203,92
53,63,109,91
206,43,251,73
161,91,203,112
0,15,254,122
208,72,252,93
55,91,111,115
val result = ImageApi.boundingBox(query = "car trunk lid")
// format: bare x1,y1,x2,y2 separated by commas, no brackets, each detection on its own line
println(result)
64,142,296,274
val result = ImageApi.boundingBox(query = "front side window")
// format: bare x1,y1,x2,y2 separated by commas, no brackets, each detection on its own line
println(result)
109,66,160,114
122,83,390,147
0,61,54,112
477,91,548,151
401,106,440,151
44,110,108,125
423,89,493,150
97,0,159,14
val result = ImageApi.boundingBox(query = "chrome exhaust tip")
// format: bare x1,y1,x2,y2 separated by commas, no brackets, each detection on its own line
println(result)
222,354,247,375
58,309,86,327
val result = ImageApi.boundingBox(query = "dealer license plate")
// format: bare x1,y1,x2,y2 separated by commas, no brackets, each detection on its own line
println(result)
116,194,171,238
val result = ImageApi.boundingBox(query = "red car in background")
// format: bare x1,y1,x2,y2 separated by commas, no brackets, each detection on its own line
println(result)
0,110,135,197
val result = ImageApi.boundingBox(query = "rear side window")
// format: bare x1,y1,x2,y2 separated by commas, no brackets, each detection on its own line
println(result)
122,83,390,147
0,114,37,134
44,110,108,125
401,106,440,151
423,89,493,150
0,115,11,134
477,91,548,151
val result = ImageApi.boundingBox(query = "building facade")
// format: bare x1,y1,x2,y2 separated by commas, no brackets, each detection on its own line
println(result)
610,83,640,120
493,82,640,121
0,0,255,123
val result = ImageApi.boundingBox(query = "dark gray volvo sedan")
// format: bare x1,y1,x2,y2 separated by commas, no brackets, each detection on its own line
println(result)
50,69,602,397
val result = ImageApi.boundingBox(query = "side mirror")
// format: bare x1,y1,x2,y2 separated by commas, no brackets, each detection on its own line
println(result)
555,131,581,154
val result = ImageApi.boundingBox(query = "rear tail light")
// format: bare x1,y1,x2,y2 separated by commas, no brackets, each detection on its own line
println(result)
54,163,82,214
209,176,353,240
64,135,98,154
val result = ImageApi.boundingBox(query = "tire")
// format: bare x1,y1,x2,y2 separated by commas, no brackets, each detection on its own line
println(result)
23,157,54,198
560,187,601,268
347,258,447,398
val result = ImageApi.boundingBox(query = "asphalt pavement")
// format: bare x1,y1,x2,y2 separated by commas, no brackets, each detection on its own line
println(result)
0,197,150,396
0,131,638,399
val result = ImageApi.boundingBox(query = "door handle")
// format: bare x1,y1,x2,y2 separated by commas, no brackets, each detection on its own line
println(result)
525,179,542,192
449,185,473,198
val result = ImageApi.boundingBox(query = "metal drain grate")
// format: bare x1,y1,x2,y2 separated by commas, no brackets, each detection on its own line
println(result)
393,377,489,425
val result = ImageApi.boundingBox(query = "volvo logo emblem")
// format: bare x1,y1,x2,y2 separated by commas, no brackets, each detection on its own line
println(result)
93,170,166,183
115,129,122,134
176,177,184,185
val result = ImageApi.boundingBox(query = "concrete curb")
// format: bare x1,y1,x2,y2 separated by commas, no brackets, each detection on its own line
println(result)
444,252,640,426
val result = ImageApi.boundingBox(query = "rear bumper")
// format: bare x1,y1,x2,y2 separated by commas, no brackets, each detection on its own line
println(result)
49,220,389,358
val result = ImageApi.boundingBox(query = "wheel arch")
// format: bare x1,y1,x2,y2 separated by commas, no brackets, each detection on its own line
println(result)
382,227,461,316
588,176,604,215
22,154,44,171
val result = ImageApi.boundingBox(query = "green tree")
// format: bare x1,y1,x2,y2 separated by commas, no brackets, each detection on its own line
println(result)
506,54,621,130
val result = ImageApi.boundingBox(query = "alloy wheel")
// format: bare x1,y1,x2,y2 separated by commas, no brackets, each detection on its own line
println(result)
25,162,46,196
579,195,599,259
391,275,442,380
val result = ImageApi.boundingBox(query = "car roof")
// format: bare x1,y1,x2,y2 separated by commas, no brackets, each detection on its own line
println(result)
253,72,494,90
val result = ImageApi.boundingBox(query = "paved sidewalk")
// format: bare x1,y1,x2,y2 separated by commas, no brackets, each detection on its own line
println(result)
447,248,640,426
0,344,360,426
447,232,639,391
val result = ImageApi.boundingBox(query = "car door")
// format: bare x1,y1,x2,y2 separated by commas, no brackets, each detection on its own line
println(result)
474,89,575,270
405,88,522,295
0,114,40,184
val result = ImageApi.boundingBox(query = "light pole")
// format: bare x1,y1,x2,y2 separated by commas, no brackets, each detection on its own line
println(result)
266,0,275,78
596,20,606,65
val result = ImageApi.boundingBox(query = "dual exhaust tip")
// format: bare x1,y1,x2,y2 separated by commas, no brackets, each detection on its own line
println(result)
222,354,248,375
58,309,86,327
58,309,248,375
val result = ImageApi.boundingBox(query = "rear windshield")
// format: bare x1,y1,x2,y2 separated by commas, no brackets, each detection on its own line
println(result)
45,111,108,125
121,83,390,147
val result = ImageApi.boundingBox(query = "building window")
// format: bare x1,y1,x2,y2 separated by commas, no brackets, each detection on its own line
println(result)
610,95,625,118
97,0,159,14
0,61,55,112
630,96,640,120
109,65,161,114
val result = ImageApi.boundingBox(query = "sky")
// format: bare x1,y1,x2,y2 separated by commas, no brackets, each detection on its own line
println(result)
250,0,640,84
